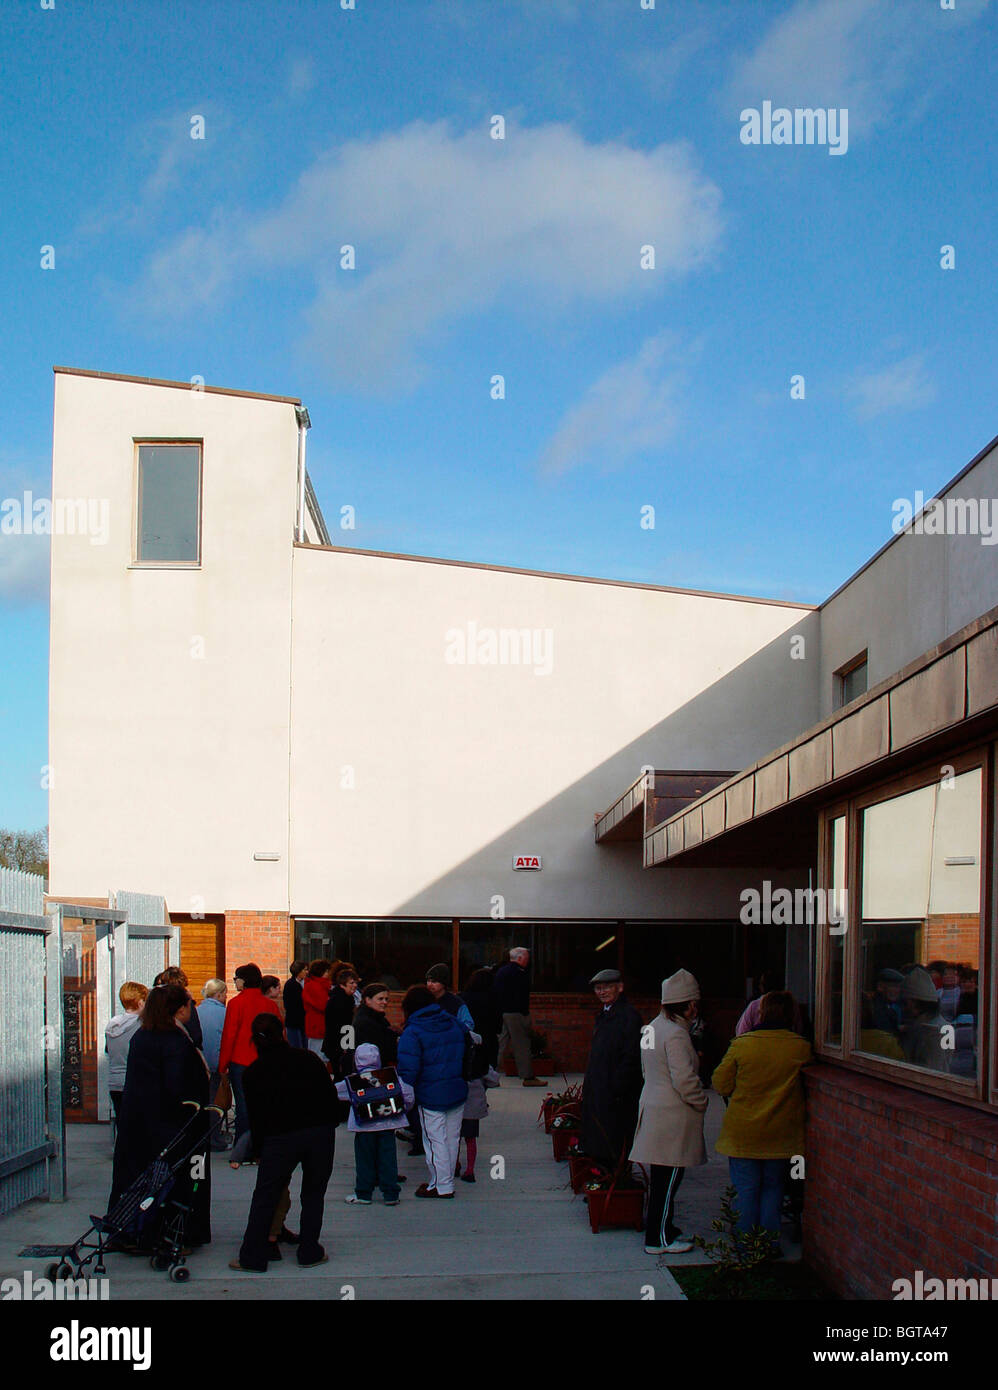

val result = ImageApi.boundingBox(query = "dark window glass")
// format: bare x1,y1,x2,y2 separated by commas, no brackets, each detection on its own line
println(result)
836,658,868,708
137,444,201,562
621,921,749,1000
458,922,618,992
292,920,451,992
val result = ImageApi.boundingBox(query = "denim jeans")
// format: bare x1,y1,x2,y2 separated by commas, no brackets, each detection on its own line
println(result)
229,1062,249,1140
354,1130,400,1201
729,1157,787,1241
286,1027,307,1050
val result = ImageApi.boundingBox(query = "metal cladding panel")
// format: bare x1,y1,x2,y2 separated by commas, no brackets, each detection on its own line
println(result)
789,730,833,800
702,794,726,841
725,777,755,829
966,626,998,717
831,695,889,779
889,649,966,753
754,754,789,816
666,819,684,858
683,806,703,849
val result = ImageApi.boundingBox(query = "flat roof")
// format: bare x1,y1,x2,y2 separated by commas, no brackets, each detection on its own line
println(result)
53,365,301,406
294,541,816,610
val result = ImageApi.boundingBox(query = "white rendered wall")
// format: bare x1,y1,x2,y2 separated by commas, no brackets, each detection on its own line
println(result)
48,373,299,911
819,440,998,718
288,547,816,920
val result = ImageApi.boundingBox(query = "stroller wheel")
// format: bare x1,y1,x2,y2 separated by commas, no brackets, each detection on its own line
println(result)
55,1262,75,1280
169,1264,190,1283
95,1264,107,1276
46,1263,60,1280
150,1254,170,1272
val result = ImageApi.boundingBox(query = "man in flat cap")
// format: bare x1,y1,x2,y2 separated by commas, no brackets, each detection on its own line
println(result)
581,969,644,1168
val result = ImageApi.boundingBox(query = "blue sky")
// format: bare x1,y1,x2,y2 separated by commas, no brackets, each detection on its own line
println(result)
1,0,997,830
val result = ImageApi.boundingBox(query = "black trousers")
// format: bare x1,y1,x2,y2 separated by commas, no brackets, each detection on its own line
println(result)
239,1124,335,1270
645,1164,684,1247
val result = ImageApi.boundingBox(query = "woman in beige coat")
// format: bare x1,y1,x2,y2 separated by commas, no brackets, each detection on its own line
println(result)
629,969,707,1255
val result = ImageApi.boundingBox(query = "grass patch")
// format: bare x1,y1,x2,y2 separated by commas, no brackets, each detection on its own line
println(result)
672,1261,836,1301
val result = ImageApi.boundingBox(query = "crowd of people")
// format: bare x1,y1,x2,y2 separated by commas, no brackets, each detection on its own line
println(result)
104,951,540,1271
103,946,857,1268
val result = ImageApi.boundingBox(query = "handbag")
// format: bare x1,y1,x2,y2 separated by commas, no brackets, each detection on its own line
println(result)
212,1075,232,1113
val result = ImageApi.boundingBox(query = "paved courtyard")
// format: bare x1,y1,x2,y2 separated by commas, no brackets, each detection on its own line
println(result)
0,1081,760,1301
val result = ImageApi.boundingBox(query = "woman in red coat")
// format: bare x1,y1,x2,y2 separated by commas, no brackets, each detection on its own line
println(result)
302,960,333,1061
219,962,283,1140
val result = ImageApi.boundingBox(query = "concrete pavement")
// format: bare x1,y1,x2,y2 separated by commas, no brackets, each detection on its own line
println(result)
0,1079,754,1301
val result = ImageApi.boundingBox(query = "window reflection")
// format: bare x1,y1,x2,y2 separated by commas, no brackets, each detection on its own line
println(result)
825,816,845,1046
857,769,981,1078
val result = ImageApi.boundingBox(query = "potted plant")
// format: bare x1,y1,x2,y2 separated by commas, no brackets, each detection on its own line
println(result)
583,1158,647,1234
549,1108,582,1160
537,1080,582,1133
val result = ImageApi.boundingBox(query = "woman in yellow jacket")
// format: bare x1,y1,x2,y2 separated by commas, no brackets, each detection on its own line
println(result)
711,991,812,1248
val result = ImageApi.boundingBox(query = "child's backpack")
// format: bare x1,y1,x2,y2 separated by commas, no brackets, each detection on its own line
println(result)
344,1066,406,1124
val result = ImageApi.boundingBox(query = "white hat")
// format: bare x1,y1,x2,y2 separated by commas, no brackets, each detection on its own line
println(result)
902,966,938,1005
661,968,700,1005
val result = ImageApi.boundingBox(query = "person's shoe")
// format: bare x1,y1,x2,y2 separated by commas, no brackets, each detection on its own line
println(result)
522,1078,546,1087
384,1197,401,1206
344,1194,372,1204
662,1238,694,1254
266,1241,282,1261
396,1129,414,1143
460,1172,476,1183
414,1183,439,1198
398,1174,408,1183
297,1251,329,1268
278,1225,300,1244
228,1259,267,1273
436,1191,456,1199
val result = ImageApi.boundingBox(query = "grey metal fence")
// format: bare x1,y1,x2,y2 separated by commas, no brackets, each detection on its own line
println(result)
0,868,63,1215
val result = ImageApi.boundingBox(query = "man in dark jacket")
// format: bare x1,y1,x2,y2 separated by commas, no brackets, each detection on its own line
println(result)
494,946,545,1086
581,969,644,1169
283,960,308,1048
230,1014,337,1272
397,986,468,1198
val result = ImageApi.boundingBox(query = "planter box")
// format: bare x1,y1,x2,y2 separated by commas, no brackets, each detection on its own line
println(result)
551,1127,581,1161
585,1187,645,1234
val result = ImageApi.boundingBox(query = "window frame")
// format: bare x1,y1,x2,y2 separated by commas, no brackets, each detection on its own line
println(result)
833,649,869,710
815,743,993,1110
131,438,203,568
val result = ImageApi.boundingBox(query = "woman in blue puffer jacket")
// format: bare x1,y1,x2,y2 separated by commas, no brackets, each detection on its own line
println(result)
397,985,469,1199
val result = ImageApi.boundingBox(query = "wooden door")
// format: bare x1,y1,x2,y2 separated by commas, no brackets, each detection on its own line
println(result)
175,915,225,997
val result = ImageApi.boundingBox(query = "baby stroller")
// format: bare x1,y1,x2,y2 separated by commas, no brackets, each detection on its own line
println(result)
47,1101,222,1285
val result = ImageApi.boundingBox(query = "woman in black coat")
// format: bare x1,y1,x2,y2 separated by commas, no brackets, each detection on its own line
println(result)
110,983,212,1247
352,982,399,1065
322,964,359,1076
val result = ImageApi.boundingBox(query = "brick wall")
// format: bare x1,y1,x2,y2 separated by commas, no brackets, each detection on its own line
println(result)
803,1063,998,1299
223,911,290,987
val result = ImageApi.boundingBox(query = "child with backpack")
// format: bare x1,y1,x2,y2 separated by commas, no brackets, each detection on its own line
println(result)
335,1043,414,1205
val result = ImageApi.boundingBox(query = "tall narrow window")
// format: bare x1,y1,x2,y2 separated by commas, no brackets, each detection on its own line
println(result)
136,443,202,563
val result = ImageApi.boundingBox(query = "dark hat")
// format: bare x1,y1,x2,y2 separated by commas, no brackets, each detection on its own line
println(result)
591,969,622,985
425,962,451,986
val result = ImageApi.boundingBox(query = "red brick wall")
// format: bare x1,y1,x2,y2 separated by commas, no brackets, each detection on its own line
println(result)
223,911,290,988
803,1064,998,1299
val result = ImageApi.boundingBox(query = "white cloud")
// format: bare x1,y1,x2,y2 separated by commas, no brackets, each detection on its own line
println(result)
535,332,687,476
848,355,936,421
727,0,991,141
129,120,723,391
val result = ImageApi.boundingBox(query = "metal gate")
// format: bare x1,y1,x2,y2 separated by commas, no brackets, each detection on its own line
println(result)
0,869,65,1215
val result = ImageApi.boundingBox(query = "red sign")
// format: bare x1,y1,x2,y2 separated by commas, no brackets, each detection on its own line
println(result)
512,855,542,870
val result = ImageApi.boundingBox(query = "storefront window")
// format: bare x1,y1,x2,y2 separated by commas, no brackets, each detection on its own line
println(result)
856,768,981,1080
825,816,846,1047
458,921,619,992
292,919,451,991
